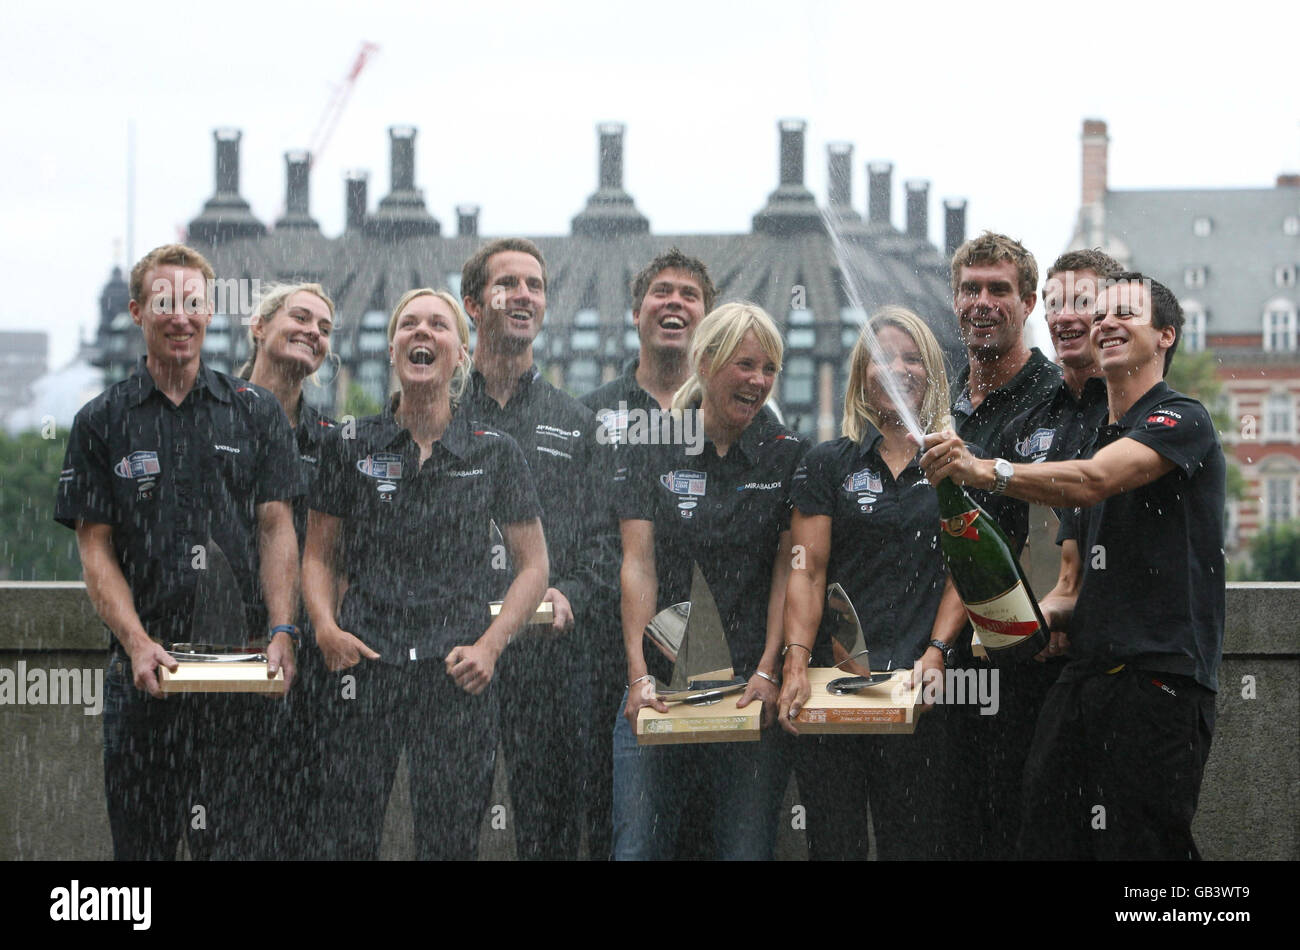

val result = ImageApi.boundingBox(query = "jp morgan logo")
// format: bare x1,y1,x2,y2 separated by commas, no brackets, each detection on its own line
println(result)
357,453,404,479
596,402,704,456
661,469,706,519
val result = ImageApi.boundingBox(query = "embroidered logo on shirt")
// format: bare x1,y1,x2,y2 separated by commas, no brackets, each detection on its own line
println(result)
737,481,782,491
662,469,706,518
1146,413,1179,428
843,467,883,495
448,468,485,478
113,451,161,479
213,443,241,454
1014,428,1055,460
357,453,404,479
536,424,581,440
537,445,573,460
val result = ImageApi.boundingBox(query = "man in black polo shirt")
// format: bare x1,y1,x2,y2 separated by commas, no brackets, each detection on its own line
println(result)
580,248,715,858
460,237,613,860
921,273,1224,860
55,243,303,860
943,232,1061,860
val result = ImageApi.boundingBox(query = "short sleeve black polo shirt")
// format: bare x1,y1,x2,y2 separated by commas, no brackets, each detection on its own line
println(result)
1067,382,1226,691
310,400,542,664
293,401,337,547
462,366,611,622
951,348,1063,553
791,429,947,671
613,411,808,682
55,358,305,645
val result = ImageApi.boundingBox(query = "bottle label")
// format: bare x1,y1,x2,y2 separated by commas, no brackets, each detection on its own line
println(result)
942,509,980,540
965,582,1041,648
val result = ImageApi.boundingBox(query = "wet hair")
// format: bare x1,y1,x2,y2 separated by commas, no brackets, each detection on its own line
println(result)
1044,248,1123,283
238,282,336,380
130,243,215,308
1107,271,1184,377
630,248,717,315
950,231,1038,300
460,237,547,308
671,302,783,412
843,306,953,442
387,288,473,402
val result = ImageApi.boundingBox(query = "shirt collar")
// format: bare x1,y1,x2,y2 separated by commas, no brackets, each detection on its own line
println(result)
468,364,541,403
373,394,472,459
127,356,228,407
954,347,1056,412
1115,380,1173,430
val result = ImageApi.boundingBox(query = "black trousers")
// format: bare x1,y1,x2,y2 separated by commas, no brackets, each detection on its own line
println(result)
103,653,280,861
943,658,1062,860
1017,664,1215,860
495,632,584,860
794,703,956,860
580,608,625,860
319,659,498,861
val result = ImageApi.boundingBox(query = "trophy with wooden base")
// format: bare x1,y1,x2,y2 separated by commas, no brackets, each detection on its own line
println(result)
159,539,285,695
793,582,922,734
635,564,760,745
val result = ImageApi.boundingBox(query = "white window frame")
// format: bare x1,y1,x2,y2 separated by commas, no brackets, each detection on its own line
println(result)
1264,475,1296,526
1181,301,1207,352
1265,390,1296,440
1193,216,1213,237
1284,216,1300,237
1263,299,1298,352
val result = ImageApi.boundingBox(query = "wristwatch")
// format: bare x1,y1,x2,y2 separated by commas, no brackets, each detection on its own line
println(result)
928,639,955,667
992,458,1014,494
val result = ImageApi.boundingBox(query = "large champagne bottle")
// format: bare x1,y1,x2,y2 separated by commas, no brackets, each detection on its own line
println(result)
934,476,1049,666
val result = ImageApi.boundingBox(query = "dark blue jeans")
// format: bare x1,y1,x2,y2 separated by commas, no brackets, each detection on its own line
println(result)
611,690,791,860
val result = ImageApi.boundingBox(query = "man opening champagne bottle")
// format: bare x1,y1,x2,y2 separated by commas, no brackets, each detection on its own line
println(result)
919,273,1225,860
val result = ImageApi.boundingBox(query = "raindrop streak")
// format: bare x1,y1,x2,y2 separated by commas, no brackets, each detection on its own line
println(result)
818,206,927,443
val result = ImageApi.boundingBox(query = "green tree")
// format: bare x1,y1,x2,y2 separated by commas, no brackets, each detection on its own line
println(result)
0,429,81,580
1166,349,1245,500
341,382,383,420
1244,520,1300,581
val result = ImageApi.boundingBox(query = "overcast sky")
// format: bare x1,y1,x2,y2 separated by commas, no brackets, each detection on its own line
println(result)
3,0,1298,370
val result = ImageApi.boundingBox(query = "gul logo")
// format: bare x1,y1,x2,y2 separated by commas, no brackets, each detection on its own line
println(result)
113,451,161,479
1015,428,1055,460
1146,413,1178,428
661,469,707,519
942,510,980,540
843,467,883,495
356,453,403,479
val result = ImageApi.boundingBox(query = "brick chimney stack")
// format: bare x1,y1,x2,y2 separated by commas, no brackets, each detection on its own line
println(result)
1081,118,1109,206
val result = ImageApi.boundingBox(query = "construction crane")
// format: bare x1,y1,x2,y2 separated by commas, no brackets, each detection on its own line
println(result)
308,41,380,168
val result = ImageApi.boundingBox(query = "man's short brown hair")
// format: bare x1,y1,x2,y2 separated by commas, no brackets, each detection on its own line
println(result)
950,231,1038,300
130,244,216,307
630,248,717,315
1044,248,1123,284
460,238,547,307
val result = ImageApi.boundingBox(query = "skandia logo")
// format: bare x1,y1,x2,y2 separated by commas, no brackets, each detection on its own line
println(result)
357,453,403,479
113,451,160,479
1015,428,1055,459
842,467,883,495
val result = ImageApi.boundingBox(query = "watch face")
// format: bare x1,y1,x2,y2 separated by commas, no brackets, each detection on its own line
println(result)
995,459,1014,478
